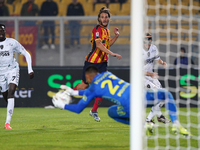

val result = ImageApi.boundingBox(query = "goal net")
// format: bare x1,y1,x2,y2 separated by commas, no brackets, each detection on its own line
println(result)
143,0,199,149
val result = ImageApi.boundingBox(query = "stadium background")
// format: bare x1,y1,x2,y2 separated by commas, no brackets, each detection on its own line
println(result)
0,0,199,107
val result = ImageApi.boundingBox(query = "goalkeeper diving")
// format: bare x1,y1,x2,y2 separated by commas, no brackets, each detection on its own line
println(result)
52,65,192,137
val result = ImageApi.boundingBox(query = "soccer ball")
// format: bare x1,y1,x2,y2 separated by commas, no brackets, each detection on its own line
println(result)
53,90,72,105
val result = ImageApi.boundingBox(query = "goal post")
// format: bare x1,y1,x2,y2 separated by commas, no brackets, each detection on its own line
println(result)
130,0,144,150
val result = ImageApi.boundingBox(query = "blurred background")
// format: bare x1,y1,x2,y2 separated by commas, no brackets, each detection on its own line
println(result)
0,0,131,66
0,0,199,67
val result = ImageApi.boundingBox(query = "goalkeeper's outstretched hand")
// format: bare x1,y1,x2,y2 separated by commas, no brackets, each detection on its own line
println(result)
52,95,65,109
60,85,73,95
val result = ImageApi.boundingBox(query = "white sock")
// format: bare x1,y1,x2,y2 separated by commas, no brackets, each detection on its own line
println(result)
153,102,165,117
173,120,180,126
146,107,156,121
5,98,14,124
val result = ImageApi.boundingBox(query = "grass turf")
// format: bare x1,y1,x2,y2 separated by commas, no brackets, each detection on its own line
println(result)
0,107,198,150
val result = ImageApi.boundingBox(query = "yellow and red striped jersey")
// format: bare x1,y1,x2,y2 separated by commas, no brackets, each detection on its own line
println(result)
85,25,111,63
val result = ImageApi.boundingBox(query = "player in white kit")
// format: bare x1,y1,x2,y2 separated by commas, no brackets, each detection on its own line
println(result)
143,33,170,124
0,24,34,129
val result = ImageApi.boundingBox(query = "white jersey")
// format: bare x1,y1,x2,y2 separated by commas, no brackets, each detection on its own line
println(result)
143,44,160,73
0,38,33,73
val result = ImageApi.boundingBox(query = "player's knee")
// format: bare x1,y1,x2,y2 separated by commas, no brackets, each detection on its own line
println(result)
157,90,165,100
107,107,112,117
8,88,16,98
77,83,88,90
107,106,115,118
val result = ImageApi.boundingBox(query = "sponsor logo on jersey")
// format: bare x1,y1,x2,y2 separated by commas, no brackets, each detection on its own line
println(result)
145,55,160,64
0,51,9,56
96,32,99,38
0,45,3,49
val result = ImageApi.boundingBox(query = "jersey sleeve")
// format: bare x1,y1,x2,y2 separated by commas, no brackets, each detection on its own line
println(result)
93,26,102,42
64,85,96,113
13,39,33,74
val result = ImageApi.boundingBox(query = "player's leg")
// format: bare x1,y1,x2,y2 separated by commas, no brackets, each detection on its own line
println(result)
158,90,192,136
68,22,74,46
2,90,8,102
75,22,81,45
50,22,55,49
76,81,88,90
89,62,108,121
89,97,102,122
145,79,170,124
0,73,8,103
3,83,16,129
4,68,19,129
107,105,129,125
146,89,192,136
42,21,49,49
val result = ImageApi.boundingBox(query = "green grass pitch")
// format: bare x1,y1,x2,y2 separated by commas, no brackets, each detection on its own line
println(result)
0,107,198,150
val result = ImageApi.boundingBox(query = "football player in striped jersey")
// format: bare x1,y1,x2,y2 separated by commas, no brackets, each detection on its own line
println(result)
72,7,122,122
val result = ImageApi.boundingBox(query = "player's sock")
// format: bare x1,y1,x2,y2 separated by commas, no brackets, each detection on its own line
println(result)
91,97,103,111
5,98,14,124
164,92,178,122
154,102,164,117
173,120,181,126
146,107,156,121
73,84,79,90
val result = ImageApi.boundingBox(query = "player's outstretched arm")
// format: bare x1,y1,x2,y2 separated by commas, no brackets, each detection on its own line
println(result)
54,86,96,113
23,50,34,79
96,40,122,60
14,40,34,76
64,99,89,114
53,92,94,113
60,85,85,96
145,71,159,79
110,27,119,46
157,59,167,68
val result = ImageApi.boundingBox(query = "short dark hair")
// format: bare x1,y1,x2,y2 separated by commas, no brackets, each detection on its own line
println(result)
0,23,5,28
85,65,99,74
97,7,110,23
180,47,186,53
145,33,152,37
144,32,152,43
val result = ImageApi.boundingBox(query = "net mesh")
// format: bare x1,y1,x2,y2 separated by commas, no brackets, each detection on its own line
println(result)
144,0,199,149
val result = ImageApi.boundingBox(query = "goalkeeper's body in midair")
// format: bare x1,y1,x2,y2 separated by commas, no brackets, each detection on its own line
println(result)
53,65,191,136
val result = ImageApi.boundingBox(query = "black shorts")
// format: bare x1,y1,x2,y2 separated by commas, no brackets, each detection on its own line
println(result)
82,61,108,84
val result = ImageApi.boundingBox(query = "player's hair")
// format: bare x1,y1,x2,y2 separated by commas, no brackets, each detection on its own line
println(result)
97,7,111,23
144,32,152,43
85,65,99,74
145,33,152,37
0,23,6,28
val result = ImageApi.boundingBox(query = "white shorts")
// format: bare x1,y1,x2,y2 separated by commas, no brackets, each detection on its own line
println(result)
0,67,20,93
144,76,162,89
